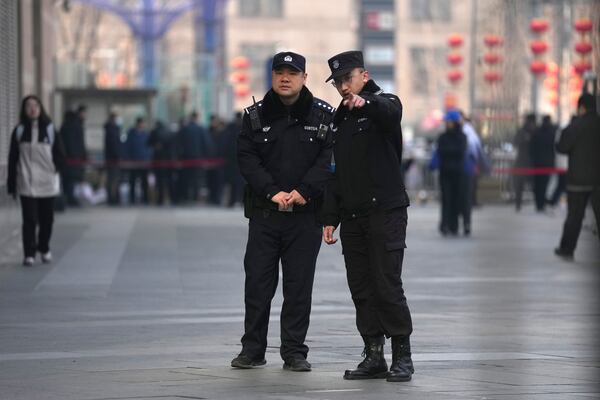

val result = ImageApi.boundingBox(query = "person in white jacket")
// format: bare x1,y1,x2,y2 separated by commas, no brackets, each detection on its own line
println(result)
7,95,65,266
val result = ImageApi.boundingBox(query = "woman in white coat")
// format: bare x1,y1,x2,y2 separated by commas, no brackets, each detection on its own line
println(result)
7,95,65,266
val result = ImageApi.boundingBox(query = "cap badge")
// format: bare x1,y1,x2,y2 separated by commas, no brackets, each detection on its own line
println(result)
284,55,292,62
332,60,340,69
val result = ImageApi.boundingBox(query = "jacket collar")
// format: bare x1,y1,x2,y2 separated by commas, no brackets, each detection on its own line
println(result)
261,86,314,125
333,79,381,124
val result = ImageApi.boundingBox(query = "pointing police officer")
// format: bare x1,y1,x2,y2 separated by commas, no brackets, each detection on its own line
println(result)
232,51,334,372
322,51,414,382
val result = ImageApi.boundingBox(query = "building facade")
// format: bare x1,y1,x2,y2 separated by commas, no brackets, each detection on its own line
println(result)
1,0,57,244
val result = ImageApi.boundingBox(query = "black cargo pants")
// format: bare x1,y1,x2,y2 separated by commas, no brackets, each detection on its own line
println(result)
340,206,413,339
241,209,322,361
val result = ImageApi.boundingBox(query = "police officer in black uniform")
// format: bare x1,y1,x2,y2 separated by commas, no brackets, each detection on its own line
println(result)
322,51,414,382
232,51,334,372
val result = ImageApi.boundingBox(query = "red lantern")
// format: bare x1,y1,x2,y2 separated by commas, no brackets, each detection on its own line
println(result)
447,70,463,83
530,40,549,55
573,61,592,75
574,18,593,34
530,60,547,75
484,35,503,47
483,53,502,65
544,76,558,90
230,56,250,69
447,53,463,65
484,71,502,83
229,71,248,83
547,91,559,106
234,84,250,98
575,41,593,55
447,34,464,48
530,19,549,34
546,62,559,76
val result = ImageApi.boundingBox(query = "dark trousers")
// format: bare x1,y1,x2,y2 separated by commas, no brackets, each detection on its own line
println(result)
241,210,322,361
339,207,412,339
440,171,462,234
105,166,120,205
206,167,224,205
154,167,176,205
533,174,550,211
460,174,474,233
128,169,149,204
179,167,199,202
548,174,567,206
20,196,55,258
514,175,531,211
559,190,600,254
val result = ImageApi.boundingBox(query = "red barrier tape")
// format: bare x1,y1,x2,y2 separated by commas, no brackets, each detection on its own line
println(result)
66,158,227,169
493,167,566,175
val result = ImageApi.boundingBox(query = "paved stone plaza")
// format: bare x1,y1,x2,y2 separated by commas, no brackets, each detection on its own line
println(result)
0,205,598,400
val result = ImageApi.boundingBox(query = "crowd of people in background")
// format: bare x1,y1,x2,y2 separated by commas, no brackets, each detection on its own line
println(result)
513,113,566,213
57,106,244,208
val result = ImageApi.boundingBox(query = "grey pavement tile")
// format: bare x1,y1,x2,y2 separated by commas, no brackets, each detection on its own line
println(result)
0,206,598,400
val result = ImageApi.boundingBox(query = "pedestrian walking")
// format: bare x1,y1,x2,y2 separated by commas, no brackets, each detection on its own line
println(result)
436,110,467,236
321,50,414,382
554,93,600,260
232,51,333,372
7,95,65,266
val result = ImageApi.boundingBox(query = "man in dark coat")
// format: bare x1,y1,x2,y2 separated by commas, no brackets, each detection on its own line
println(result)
104,112,122,205
232,51,333,372
60,105,88,206
148,120,176,205
530,115,556,212
222,112,244,207
513,114,536,211
554,93,600,259
125,117,152,205
177,111,209,203
437,110,467,236
322,50,413,382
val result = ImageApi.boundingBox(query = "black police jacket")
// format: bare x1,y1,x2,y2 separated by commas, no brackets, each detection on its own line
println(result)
237,86,334,210
322,79,409,227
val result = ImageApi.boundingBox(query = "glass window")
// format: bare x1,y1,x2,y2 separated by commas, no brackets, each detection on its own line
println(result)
410,47,428,93
410,0,451,22
365,44,395,66
239,0,283,18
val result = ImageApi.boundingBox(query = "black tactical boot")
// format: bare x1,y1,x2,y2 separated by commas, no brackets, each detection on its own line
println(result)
387,335,414,382
343,336,388,380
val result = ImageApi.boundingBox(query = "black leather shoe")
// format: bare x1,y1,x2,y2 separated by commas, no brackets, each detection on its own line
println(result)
283,358,311,372
343,336,388,380
231,353,266,369
387,336,414,382
554,247,574,261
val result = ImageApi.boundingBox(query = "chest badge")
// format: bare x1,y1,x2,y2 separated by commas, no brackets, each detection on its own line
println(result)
262,126,271,132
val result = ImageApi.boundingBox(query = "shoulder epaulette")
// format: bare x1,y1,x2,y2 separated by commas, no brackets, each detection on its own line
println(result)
313,98,336,115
